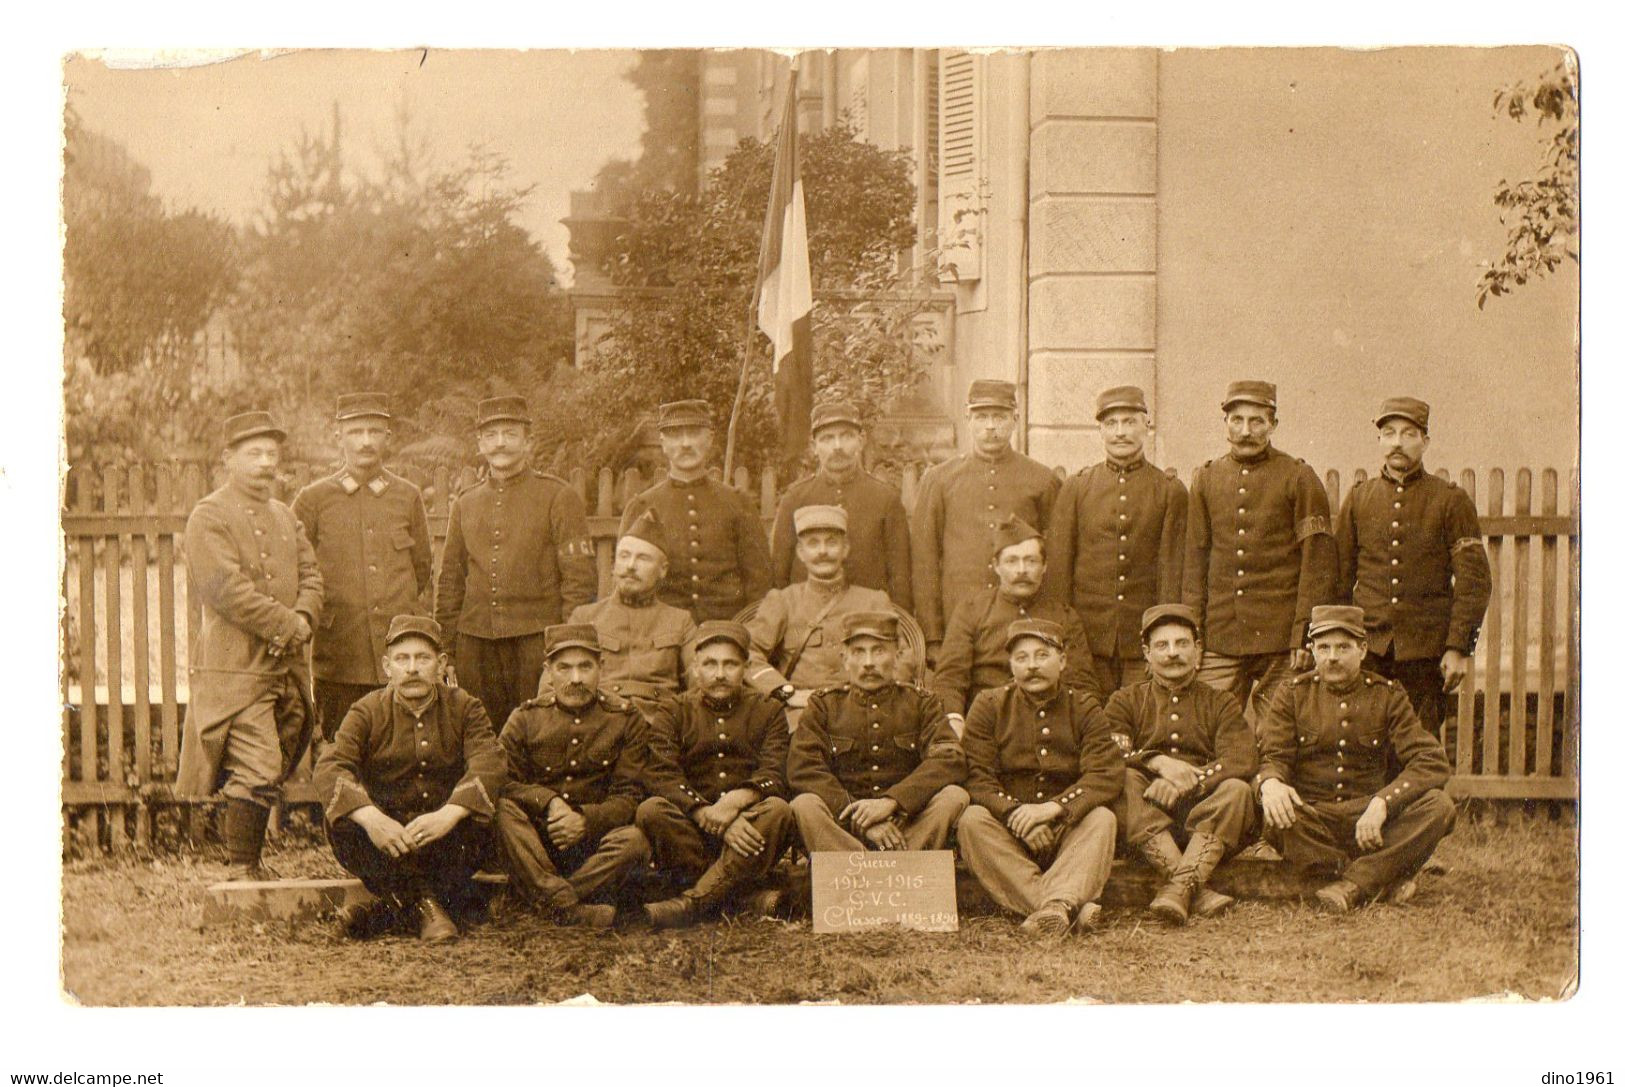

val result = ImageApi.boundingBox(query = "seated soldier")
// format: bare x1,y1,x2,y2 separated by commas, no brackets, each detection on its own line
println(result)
1257,605,1458,912
746,505,893,725
635,621,796,928
956,619,1124,937
314,615,506,942
933,514,1100,736
1107,604,1257,926
569,510,695,716
788,611,968,856
495,624,650,929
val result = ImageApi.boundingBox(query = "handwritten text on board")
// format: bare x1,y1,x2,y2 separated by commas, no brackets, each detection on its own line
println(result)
810,850,959,933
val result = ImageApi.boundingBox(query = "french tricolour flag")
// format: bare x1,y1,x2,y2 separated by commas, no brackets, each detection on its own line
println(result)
755,62,814,458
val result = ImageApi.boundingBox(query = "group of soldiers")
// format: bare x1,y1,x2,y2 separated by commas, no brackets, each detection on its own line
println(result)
175,376,1490,941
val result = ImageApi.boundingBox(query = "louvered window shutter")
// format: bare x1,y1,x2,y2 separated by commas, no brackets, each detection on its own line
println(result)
937,50,984,281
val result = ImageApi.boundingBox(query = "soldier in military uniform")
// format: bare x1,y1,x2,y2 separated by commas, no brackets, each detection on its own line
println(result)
1334,397,1492,734
176,411,322,881
1256,605,1457,912
314,616,506,942
569,509,695,717
787,611,967,854
619,399,772,624
955,619,1124,937
496,624,650,928
746,505,893,722
293,393,433,741
1046,385,1188,697
911,379,1062,663
1184,380,1336,717
434,396,597,732
1106,605,1256,926
933,514,1099,734
635,621,796,927
770,399,913,609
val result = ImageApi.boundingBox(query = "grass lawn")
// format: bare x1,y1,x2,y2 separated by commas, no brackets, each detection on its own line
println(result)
60,807,1577,1006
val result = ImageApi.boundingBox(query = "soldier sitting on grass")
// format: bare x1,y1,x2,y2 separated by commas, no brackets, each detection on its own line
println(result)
314,615,506,942
955,619,1124,938
1255,605,1457,912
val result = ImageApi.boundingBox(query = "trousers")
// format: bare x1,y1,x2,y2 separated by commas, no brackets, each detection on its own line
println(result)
1090,654,1148,699
327,814,491,908
1196,650,1298,721
220,674,307,807
789,786,969,853
956,804,1116,916
635,795,795,898
1368,652,1449,736
1115,771,1257,850
1268,789,1457,896
454,632,550,733
495,798,650,908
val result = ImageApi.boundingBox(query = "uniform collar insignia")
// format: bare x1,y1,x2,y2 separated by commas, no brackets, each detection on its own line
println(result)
1106,456,1146,473
1381,462,1426,485
339,471,390,495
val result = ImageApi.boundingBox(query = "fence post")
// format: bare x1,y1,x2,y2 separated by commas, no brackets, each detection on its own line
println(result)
101,467,128,848
1324,468,1341,514
1509,468,1532,777
73,468,101,849
129,463,153,849
1562,468,1578,782
1482,469,1505,777
1455,468,1478,777
1536,468,1558,777
155,465,181,788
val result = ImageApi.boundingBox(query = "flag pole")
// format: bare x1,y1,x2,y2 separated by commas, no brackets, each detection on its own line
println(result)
723,53,800,483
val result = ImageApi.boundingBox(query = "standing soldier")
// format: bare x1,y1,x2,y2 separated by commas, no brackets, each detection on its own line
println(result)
912,380,1062,663
434,396,596,731
1106,605,1256,926
569,510,696,717
1334,398,1492,734
635,621,796,928
745,506,893,719
955,619,1123,937
1046,385,1187,698
786,612,968,854
176,411,323,880
933,515,1099,734
293,393,432,741
1184,380,1336,717
769,399,913,609
1256,606,1457,911
619,400,772,624
496,624,650,928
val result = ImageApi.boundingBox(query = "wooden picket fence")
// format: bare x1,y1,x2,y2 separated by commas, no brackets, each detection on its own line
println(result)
60,460,1577,850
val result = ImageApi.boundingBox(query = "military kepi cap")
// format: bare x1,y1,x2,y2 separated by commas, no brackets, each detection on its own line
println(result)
993,513,1042,557
1221,380,1278,412
1095,385,1149,420
966,379,1018,410
1307,605,1367,640
223,411,287,448
691,619,751,655
1004,617,1066,651
544,623,601,658
841,611,899,643
335,392,391,421
810,399,863,434
1375,396,1430,432
657,399,713,430
793,504,848,535
476,396,531,428
385,614,443,649
621,508,670,557
1140,603,1201,641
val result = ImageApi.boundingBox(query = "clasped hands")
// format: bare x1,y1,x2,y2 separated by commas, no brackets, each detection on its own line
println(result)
352,803,470,858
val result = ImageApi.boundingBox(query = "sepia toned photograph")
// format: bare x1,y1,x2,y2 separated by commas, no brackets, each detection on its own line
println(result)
55,43,1579,1012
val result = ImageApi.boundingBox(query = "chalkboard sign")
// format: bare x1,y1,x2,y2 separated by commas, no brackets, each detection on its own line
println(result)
810,850,960,933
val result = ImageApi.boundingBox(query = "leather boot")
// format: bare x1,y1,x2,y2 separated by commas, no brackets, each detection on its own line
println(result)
645,856,736,929
416,896,459,942
1180,833,1235,919
554,902,617,929
1138,831,1183,879
1150,832,1227,926
1315,878,1365,914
